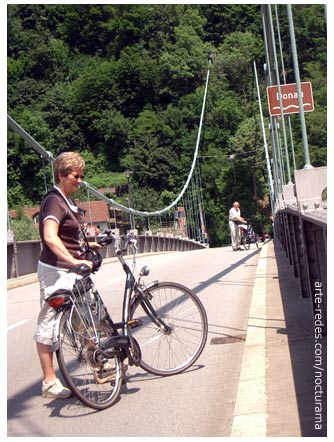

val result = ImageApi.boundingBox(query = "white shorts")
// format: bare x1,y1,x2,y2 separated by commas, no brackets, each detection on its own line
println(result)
33,262,68,346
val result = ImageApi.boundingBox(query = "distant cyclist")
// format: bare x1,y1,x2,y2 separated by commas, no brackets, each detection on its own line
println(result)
228,201,247,251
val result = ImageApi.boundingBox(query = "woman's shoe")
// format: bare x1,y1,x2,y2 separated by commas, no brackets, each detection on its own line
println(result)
42,378,72,399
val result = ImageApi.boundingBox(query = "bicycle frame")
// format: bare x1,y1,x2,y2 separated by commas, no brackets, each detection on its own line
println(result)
108,249,172,353
45,230,208,409
47,230,183,374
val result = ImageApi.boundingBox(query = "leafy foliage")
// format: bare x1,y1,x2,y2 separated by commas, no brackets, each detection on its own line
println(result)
10,207,40,241
7,4,326,245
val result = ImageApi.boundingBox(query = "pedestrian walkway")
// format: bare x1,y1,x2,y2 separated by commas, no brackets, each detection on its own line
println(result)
231,239,327,437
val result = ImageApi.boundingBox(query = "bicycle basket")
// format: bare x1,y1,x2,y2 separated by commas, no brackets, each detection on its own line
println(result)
72,276,92,297
70,278,109,340
69,279,96,335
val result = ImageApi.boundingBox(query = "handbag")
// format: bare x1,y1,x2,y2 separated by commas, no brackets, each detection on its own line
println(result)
79,223,103,273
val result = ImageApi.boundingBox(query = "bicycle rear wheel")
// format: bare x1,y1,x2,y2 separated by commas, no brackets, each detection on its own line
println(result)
130,282,208,376
56,309,123,410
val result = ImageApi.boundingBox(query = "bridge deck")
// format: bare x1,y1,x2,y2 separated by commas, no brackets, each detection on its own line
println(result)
7,240,326,436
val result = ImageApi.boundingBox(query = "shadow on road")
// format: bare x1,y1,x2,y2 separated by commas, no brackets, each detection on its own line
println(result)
192,247,260,296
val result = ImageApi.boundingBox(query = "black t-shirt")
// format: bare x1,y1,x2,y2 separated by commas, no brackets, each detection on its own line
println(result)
39,187,85,269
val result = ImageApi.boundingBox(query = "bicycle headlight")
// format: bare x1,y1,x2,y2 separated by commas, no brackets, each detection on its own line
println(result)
140,265,150,277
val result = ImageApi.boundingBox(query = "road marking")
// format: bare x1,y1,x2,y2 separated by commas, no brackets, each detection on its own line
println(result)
7,319,32,332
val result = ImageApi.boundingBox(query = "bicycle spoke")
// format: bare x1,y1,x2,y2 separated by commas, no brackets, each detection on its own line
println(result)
130,282,207,376
57,309,123,410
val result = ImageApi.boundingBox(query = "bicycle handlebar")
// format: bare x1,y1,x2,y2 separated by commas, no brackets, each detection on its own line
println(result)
97,229,138,256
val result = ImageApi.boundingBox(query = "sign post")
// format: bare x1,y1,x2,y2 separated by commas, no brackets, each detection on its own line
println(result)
266,82,314,116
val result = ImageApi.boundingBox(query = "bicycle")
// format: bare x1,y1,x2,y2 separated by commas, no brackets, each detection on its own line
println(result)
239,221,259,251
45,231,208,410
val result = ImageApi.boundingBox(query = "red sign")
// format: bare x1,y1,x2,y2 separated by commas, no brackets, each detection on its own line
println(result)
266,82,314,116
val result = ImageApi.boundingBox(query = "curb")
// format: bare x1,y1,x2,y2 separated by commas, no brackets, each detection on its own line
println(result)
231,241,269,436
6,256,122,290
7,251,173,290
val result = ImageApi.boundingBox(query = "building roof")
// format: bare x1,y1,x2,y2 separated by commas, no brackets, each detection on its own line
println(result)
9,206,39,221
76,200,110,224
9,200,117,225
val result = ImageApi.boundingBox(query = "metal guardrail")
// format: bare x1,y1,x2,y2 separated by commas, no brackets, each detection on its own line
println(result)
7,235,206,279
273,166,327,331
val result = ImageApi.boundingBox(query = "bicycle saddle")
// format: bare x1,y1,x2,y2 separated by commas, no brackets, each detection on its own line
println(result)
69,264,91,277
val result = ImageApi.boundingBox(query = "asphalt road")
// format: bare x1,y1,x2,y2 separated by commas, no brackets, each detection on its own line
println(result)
7,245,260,437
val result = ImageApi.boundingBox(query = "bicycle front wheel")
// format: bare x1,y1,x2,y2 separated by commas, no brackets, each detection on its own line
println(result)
130,282,208,376
56,309,123,410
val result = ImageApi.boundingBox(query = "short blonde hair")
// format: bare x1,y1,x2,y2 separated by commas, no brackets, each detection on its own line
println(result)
54,152,85,184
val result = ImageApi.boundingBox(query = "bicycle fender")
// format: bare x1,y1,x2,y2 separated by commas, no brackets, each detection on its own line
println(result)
145,280,159,290
50,310,65,352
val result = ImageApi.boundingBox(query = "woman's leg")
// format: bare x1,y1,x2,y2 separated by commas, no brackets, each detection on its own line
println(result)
36,342,57,383
34,264,65,382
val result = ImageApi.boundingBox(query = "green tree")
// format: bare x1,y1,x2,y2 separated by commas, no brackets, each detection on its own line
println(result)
122,109,178,191
7,4,327,245
216,31,263,102
10,207,40,241
201,4,262,45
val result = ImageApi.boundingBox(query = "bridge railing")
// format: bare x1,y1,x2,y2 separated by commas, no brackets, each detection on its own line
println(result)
7,234,206,279
273,166,327,330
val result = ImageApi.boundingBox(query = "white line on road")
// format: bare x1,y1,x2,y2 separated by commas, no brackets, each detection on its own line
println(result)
7,319,32,332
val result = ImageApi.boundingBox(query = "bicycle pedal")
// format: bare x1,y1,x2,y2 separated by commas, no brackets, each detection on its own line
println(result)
127,319,142,328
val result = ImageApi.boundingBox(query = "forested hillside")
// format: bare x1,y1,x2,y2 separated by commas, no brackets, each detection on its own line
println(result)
7,4,327,246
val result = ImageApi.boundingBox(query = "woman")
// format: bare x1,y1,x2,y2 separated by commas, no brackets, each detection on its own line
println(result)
34,151,99,399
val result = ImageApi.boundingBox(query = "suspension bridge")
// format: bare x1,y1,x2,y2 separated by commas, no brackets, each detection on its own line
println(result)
7,4,327,437
7,55,211,248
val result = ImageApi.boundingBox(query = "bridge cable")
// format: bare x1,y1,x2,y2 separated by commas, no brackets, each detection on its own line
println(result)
7,58,211,220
